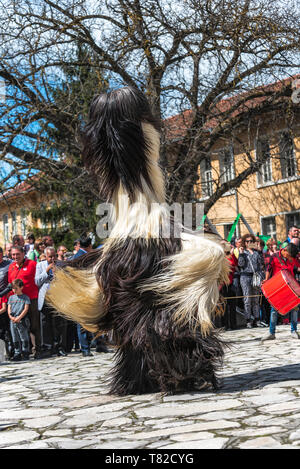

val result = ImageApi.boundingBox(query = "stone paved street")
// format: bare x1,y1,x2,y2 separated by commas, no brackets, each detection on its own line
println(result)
1,324,300,449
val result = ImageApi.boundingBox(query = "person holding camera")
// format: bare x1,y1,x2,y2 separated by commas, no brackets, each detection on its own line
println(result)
238,233,265,329
35,246,68,357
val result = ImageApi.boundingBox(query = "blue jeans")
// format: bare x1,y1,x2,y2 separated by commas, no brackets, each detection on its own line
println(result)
76,323,92,353
10,317,30,355
269,307,298,335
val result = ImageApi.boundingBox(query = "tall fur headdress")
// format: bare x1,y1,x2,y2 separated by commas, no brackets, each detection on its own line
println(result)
82,86,162,203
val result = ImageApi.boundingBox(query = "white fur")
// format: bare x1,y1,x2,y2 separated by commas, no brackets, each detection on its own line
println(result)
140,233,230,336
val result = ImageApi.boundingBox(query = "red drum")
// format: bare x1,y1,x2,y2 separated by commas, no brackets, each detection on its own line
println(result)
262,270,300,315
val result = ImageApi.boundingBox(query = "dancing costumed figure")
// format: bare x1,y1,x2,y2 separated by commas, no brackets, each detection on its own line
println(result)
46,87,230,395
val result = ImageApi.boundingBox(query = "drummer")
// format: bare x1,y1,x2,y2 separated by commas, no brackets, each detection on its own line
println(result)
261,242,300,342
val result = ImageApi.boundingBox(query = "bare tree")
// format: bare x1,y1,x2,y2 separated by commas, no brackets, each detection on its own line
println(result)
0,0,300,213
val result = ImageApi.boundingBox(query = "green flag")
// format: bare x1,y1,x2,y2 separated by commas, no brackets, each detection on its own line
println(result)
227,213,241,242
196,214,207,231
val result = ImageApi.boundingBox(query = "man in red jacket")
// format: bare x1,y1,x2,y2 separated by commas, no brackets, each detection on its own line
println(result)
261,242,300,342
8,246,41,358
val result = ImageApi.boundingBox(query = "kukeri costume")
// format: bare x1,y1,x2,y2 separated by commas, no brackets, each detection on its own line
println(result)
46,87,230,395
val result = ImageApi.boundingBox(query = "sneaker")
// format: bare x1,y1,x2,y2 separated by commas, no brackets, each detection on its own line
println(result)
260,321,269,328
261,333,276,342
257,321,268,328
246,321,253,329
291,331,300,340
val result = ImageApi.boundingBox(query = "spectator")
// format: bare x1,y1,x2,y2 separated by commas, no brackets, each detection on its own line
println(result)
292,238,300,282
264,238,278,267
25,233,35,256
42,235,54,248
238,233,265,328
0,246,12,292
57,245,68,262
291,237,300,252
221,242,238,330
0,247,13,358
54,247,80,352
284,225,299,244
73,239,80,255
232,237,243,315
4,243,13,260
256,238,266,267
72,235,110,355
256,238,265,252
259,238,279,328
233,237,242,259
261,242,300,342
73,236,94,356
8,246,41,359
12,234,25,248
7,279,31,361
72,235,92,259
28,238,45,262
255,239,269,325
0,293,11,359
35,247,68,357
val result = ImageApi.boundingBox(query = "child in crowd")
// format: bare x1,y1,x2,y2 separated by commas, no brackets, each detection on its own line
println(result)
7,279,31,361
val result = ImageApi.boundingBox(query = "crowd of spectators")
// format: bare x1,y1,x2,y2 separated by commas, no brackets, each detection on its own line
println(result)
0,233,110,361
218,225,300,340
0,225,299,362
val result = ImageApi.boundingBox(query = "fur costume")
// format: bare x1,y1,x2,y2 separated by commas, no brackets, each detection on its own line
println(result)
46,86,230,395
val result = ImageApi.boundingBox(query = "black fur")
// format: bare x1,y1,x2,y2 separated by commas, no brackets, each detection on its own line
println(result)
82,87,161,202
95,237,225,395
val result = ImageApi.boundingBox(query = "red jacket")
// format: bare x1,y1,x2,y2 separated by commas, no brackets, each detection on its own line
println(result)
0,295,7,309
267,250,300,278
227,254,238,285
8,258,38,299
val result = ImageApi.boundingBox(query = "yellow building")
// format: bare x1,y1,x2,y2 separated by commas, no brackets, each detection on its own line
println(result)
0,182,60,247
198,116,300,241
164,77,300,242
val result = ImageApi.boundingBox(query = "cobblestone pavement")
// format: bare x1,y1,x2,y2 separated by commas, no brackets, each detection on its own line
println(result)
1,324,300,449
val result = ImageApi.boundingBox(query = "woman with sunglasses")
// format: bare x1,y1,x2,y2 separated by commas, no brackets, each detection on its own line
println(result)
238,233,265,328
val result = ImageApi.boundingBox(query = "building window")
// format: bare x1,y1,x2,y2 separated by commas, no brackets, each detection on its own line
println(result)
200,158,213,197
20,209,27,236
219,146,235,184
12,211,17,236
261,216,277,240
256,138,272,184
286,211,300,233
2,214,9,243
279,131,297,179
